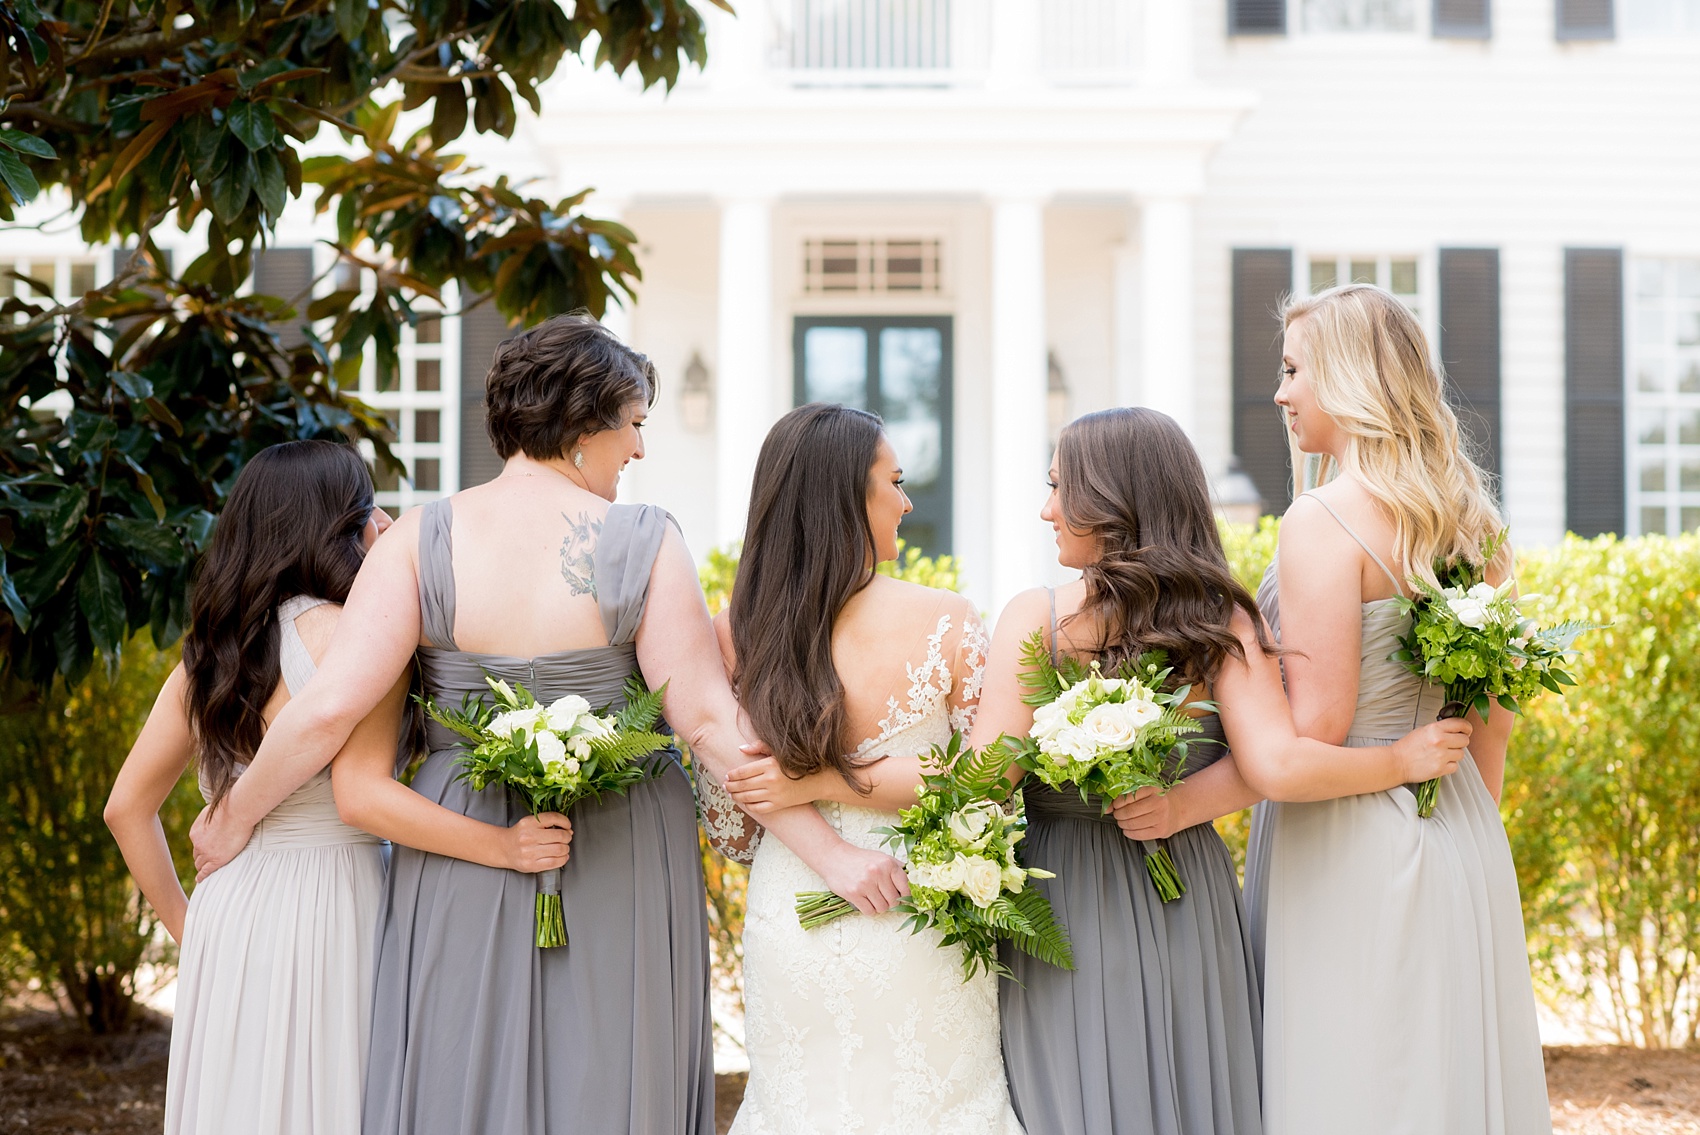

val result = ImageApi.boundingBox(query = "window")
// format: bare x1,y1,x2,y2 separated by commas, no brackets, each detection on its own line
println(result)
344,269,460,511
1301,0,1417,30
1,255,100,318
1622,0,1700,32
1307,254,1422,312
1629,259,1700,535
794,316,954,554
803,238,943,294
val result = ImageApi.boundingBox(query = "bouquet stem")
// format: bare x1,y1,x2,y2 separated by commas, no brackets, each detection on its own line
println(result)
1414,695,1472,819
535,867,566,949
1141,841,1186,903
795,890,859,930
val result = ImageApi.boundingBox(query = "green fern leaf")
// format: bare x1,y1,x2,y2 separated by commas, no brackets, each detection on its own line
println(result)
1005,886,1075,970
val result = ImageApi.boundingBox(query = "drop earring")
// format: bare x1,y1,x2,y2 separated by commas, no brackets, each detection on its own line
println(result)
572,448,585,470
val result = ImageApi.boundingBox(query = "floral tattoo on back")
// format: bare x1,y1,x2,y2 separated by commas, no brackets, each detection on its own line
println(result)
560,511,602,598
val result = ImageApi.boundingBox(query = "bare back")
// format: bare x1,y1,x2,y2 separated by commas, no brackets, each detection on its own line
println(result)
421,475,619,657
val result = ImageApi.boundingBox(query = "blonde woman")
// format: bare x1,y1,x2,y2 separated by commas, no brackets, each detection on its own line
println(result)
1243,283,1550,1134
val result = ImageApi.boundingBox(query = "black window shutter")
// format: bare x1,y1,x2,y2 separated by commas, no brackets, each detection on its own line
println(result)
1438,248,1502,487
458,297,513,488
1434,0,1491,38
1564,248,1625,537
253,247,315,348
1229,0,1286,35
1556,0,1613,39
1232,248,1294,514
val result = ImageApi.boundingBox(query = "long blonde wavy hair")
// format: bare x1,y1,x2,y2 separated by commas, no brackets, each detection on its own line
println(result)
1281,283,1506,589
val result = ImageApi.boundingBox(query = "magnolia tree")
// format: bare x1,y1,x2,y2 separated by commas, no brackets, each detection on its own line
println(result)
0,0,728,698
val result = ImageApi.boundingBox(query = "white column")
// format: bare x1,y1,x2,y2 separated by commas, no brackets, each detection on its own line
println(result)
1142,0,1194,86
1139,196,1196,437
1112,232,1142,407
715,198,775,548
990,197,1049,614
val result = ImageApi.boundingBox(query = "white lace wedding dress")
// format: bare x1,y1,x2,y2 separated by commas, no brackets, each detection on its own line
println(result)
705,611,1023,1135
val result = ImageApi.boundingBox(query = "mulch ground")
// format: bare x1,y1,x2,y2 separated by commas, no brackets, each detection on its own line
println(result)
1,1011,1694,1135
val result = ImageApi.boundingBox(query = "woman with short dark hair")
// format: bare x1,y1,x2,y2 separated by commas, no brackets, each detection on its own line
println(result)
189,315,897,1134
106,439,401,1135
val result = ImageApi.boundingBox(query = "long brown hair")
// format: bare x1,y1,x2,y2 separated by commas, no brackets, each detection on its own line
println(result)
182,441,374,807
1056,407,1276,688
729,403,884,787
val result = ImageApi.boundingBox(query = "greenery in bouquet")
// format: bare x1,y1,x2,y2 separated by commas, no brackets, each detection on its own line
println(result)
1393,532,1599,818
794,734,1074,982
997,630,1213,903
424,673,672,946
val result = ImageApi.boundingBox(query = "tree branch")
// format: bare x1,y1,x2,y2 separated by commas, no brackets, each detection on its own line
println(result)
0,102,95,133
74,25,203,68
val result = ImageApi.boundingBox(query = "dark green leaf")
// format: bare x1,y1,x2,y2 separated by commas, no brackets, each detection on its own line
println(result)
209,151,254,225
254,148,287,218
336,0,366,43
45,489,89,544
0,553,31,632
103,517,185,566
0,129,56,160
77,552,127,655
227,101,277,151
0,150,41,204
111,370,154,400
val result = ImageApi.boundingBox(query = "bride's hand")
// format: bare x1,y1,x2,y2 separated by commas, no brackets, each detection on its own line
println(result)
819,845,910,916
502,812,573,873
1391,719,1472,783
192,804,255,881
726,757,816,814
1110,785,1185,841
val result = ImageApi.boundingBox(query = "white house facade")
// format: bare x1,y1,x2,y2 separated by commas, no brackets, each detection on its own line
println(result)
7,0,1699,613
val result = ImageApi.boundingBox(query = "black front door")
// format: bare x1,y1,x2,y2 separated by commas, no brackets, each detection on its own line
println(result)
793,315,954,556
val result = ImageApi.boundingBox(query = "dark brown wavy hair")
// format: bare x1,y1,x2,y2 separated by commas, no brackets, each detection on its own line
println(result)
483,312,657,461
729,403,884,789
182,441,375,808
1056,407,1277,688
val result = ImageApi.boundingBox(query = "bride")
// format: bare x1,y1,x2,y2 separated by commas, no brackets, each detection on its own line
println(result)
705,403,1023,1133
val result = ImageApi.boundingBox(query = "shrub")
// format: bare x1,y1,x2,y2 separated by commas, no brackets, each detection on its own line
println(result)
0,638,198,1032
1506,533,1700,1048
1213,516,1282,871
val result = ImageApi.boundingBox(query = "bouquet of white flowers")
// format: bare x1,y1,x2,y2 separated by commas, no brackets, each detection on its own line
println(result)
1393,533,1597,818
995,630,1213,903
793,733,1074,982
424,673,672,947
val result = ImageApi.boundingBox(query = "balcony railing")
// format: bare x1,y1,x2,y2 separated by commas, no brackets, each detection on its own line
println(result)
781,0,1138,86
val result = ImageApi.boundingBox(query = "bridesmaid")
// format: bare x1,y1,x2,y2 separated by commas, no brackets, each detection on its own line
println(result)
105,440,403,1134
186,314,897,1135
964,407,1471,1135
1244,283,1552,1133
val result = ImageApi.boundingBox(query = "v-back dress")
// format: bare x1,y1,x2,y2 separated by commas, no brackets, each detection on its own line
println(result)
363,498,714,1135
167,595,385,1135
1242,496,1551,1135
999,592,1263,1135
724,607,1024,1135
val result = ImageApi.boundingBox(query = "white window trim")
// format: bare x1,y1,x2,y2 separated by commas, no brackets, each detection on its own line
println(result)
1625,255,1700,537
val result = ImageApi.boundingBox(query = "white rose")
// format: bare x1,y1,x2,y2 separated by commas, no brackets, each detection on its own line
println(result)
906,861,937,890
1125,699,1162,728
959,855,1004,908
1031,697,1071,740
534,729,567,770
1057,725,1100,763
928,856,967,893
544,694,592,733
1467,581,1497,602
1447,596,1489,629
946,803,997,849
1080,702,1140,750
1441,586,1464,600
490,706,544,739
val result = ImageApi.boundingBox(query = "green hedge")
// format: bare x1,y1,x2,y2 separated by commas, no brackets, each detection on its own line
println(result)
0,637,199,1032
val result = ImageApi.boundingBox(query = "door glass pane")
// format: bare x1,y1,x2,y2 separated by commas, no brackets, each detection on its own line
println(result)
1349,259,1376,285
1309,259,1336,293
1681,409,1700,444
1640,459,1667,492
1638,410,1667,445
1683,507,1700,533
1389,259,1418,295
1642,506,1668,535
879,327,944,489
802,327,868,407
1680,459,1700,492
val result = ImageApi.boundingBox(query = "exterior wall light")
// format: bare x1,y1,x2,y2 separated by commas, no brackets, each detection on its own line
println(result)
681,350,713,433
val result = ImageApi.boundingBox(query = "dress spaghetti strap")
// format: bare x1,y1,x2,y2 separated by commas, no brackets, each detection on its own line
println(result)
1301,494,1406,595
1046,586,1059,666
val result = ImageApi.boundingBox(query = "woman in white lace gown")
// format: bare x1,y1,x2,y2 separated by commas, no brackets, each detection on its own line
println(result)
105,441,406,1135
706,403,1023,1135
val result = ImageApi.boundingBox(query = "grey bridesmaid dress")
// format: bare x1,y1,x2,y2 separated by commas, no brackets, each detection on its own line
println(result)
999,593,1263,1135
363,499,714,1135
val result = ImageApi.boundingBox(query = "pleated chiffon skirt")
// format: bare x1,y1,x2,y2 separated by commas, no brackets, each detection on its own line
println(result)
1001,787,1263,1135
166,831,384,1135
